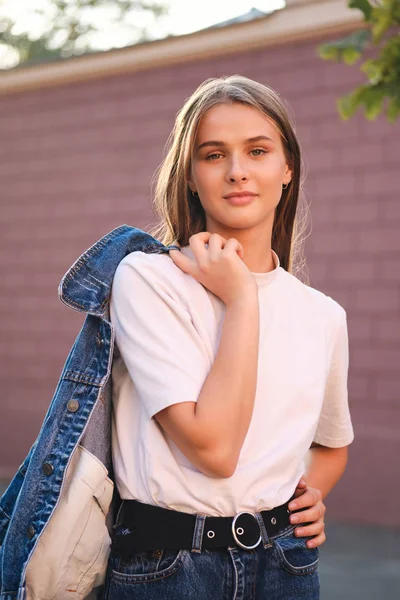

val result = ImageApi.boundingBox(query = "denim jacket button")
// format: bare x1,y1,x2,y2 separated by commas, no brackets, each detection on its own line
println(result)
27,525,35,539
67,399,80,412
42,462,54,476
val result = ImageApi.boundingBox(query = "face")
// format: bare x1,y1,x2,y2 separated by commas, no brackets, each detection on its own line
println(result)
189,102,292,238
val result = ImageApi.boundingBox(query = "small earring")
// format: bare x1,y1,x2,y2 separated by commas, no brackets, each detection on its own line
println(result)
282,182,289,189
192,190,199,197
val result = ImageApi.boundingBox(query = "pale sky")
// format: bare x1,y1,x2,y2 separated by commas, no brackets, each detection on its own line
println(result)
0,0,285,68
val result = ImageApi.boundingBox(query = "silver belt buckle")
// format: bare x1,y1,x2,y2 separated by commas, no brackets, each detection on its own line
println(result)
231,511,262,550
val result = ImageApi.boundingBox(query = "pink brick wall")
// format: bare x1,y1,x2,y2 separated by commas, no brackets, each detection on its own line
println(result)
1,34,399,526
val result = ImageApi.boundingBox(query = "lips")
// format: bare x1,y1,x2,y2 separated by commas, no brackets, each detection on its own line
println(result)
224,192,257,206
223,191,257,199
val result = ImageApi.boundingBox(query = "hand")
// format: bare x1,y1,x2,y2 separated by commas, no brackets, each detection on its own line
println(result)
168,231,257,305
287,476,326,549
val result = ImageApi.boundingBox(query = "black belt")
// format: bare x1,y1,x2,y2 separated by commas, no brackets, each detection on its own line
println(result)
111,494,298,556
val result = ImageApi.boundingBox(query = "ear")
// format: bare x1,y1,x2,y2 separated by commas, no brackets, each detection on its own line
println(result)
187,177,196,194
284,166,292,186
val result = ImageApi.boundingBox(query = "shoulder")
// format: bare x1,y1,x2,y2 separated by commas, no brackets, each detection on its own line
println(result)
281,269,346,325
113,249,194,300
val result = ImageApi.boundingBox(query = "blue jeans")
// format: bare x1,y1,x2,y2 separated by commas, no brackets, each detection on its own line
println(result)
101,522,320,599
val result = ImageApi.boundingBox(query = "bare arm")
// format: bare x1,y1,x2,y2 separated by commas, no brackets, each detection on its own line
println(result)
304,443,349,499
155,290,259,478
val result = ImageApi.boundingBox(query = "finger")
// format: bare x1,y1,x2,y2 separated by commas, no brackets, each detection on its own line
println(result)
290,505,324,525
294,520,325,539
306,531,326,549
292,485,308,500
288,488,321,512
294,476,307,493
168,246,197,275
294,479,307,491
189,233,213,270
190,231,212,244
223,237,244,259
208,233,226,259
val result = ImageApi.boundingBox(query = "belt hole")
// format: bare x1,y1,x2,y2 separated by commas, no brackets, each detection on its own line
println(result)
236,527,244,536
271,517,277,525
207,530,215,538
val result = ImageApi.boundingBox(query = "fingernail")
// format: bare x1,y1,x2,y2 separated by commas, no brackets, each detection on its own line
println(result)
290,515,299,523
289,502,297,510
296,528,303,535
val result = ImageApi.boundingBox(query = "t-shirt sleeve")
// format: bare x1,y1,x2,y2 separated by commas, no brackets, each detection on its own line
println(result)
313,304,355,447
109,251,211,419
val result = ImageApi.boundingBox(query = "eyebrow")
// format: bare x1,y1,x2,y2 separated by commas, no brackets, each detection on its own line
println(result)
196,135,275,152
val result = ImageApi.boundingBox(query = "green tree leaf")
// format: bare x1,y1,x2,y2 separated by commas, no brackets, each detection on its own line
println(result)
343,46,363,64
387,95,400,121
372,4,394,44
361,58,383,84
348,0,373,21
318,0,400,122
317,30,371,64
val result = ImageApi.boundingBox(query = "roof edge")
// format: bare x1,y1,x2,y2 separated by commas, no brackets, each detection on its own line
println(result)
0,0,366,96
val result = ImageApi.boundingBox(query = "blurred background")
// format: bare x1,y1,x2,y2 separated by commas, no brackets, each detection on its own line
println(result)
0,0,399,597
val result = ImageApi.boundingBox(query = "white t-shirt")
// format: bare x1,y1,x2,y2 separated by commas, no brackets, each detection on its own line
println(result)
109,245,354,517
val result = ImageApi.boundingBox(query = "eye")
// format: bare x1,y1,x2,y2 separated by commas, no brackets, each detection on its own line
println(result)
250,148,268,156
205,152,223,160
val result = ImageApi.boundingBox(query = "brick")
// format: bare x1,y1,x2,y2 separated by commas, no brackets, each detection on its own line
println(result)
348,315,374,340
375,378,400,401
352,347,400,371
308,230,355,253
348,374,371,400
277,70,319,94
295,93,340,121
294,124,316,146
309,202,332,224
380,259,400,282
383,139,400,164
330,203,379,224
332,261,376,283
363,170,398,195
315,173,357,198
0,114,24,133
307,261,328,283
320,61,364,88
354,289,399,312
375,317,400,342
304,147,336,171
382,200,400,221
353,228,400,252
317,117,360,141
339,143,383,167
357,113,400,140
247,41,314,71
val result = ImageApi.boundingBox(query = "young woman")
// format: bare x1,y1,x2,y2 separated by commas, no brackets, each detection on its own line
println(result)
102,76,354,599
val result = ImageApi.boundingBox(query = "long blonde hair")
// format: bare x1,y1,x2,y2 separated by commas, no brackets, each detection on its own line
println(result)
148,75,310,279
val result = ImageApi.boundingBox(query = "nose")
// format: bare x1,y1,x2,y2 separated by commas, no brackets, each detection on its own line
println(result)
226,155,248,184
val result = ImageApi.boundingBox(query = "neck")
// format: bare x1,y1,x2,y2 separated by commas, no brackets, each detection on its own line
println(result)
205,219,275,274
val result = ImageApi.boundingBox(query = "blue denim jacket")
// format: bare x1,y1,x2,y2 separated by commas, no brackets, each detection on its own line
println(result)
0,224,179,600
